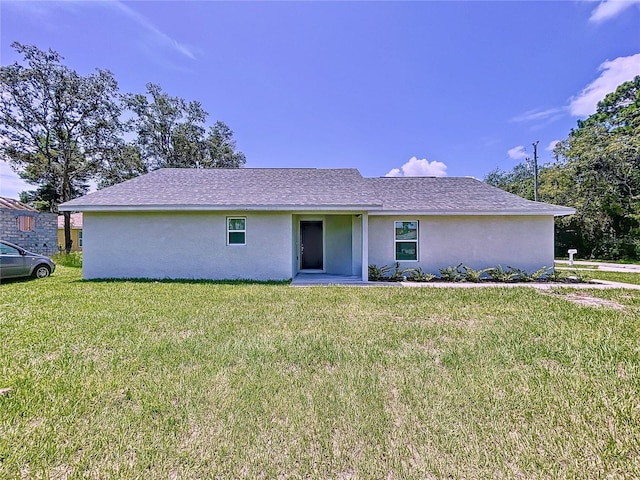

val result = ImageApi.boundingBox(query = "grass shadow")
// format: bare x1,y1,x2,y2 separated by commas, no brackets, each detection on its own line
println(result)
0,276,42,285
73,277,292,286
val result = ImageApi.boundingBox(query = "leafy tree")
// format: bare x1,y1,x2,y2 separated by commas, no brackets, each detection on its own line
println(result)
123,83,245,171
124,83,207,170
485,162,536,200
486,77,639,259
97,143,147,189
202,121,246,168
554,76,639,259
0,42,122,251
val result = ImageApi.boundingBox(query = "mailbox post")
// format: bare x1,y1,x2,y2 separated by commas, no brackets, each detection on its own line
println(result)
568,249,577,266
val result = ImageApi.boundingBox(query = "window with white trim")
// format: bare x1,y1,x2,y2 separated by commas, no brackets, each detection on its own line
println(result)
17,215,35,232
78,231,83,247
227,217,246,245
394,221,418,261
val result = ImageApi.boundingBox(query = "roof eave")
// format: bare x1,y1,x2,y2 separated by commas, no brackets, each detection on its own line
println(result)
58,203,384,212
371,209,576,216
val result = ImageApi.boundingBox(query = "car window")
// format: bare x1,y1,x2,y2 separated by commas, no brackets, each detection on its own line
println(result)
0,244,20,255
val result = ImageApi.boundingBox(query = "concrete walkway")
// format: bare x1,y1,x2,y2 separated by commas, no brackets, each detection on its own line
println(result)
291,274,367,286
291,263,639,289
556,260,640,273
291,276,640,290
400,279,640,290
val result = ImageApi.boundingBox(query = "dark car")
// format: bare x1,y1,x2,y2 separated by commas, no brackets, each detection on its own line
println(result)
0,240,56,280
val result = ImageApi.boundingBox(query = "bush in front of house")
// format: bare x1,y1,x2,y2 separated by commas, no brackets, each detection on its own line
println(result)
368,263,589,283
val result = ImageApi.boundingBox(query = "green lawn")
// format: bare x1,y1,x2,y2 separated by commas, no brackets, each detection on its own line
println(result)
589,270,640,286
554,264,640,286
1,268,639,479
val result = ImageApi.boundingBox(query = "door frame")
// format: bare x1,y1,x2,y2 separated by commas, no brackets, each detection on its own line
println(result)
299,218,325,272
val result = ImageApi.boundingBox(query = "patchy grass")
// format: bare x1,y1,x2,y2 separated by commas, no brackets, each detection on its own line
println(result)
556,262,601,270
556,258,640,265
1,268,639,478
588,271,640,286
555,264,640,285
586,259,640,265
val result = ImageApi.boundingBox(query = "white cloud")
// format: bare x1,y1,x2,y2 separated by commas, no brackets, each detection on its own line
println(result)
385,156,447,177
0,161,31,199
568,53,640,117
546,140,561,151
590,0,640,23
507,146,528,160
511,107,565,123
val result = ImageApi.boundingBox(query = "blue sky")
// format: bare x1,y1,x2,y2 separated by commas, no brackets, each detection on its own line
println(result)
1,0,639,198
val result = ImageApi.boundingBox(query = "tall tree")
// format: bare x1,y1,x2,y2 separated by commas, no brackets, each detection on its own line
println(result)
554,76,639,259
97,143,147,189
0,42,122,251
124,83,207,170
202,121,246,168
123,83,245,172
485,162,536,200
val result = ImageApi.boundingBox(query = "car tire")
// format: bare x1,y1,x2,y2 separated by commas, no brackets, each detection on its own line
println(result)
33,264,51,279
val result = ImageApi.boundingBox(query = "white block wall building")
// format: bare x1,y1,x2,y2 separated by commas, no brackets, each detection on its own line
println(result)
60,168,574,281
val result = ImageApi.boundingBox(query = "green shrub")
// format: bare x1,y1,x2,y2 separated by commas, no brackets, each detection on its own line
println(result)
439,263,464,282
461,265,493,283
547,268,591,283
506,266,529,282
487,265,520,282
529,266,553,281
51,251,83,268
368,264,390,281
404,267,436,282
388,262,406,282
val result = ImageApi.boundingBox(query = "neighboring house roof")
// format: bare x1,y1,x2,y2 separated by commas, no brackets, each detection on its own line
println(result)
0,196,37,212
57,212,83,229
59,168,575,216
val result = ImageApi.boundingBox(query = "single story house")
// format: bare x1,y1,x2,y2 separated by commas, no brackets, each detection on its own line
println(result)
59,168,575,281
0,196,57,256
57,212,83,251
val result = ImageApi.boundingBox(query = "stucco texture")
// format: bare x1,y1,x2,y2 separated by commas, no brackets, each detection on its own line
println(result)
368,215,555,274
83,212,293,280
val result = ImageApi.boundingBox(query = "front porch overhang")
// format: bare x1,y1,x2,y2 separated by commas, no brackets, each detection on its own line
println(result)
291,212,369,282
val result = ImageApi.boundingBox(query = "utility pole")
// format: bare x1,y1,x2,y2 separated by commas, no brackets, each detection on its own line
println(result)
532,141,539,202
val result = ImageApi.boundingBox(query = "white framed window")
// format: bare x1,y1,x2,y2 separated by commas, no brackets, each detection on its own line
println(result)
227,217,246,245
394,221,418,261
78,231,83,247
17,215,35,232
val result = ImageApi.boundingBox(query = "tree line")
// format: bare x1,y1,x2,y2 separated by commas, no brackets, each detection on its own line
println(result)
486,76,639,260
0,42,245,251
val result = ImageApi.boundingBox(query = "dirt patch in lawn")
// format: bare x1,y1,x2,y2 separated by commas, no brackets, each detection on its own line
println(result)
556,292,625,310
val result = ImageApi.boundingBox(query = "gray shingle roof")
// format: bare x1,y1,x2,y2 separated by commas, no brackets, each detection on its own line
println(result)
59,168,575,216
60,168,378,210
371,177,574,214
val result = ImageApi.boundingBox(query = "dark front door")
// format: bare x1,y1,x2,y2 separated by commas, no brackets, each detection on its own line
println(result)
300,221,323,270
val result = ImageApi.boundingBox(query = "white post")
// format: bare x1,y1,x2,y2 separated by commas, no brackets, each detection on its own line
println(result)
568,249,577,266
361,213,369,282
